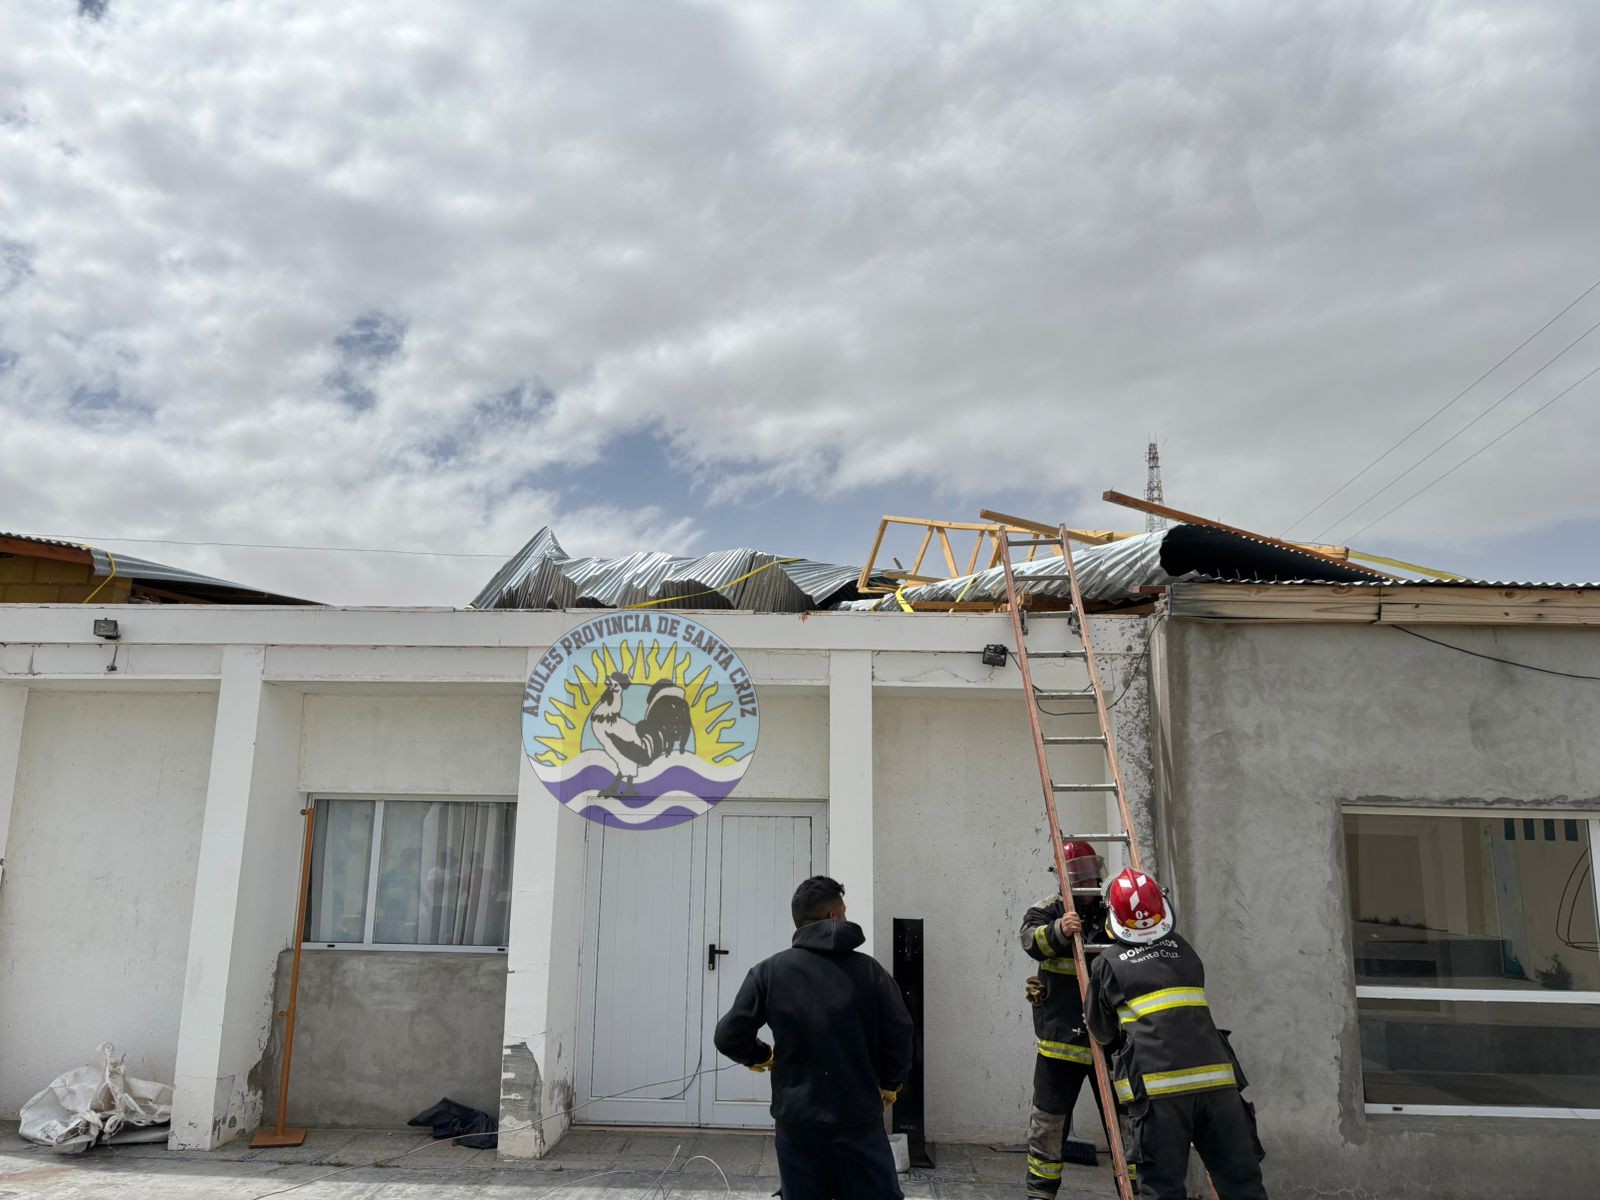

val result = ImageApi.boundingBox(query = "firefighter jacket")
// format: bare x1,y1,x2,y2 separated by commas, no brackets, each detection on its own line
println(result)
1020,893,1110,1067
1084,931,1247,1104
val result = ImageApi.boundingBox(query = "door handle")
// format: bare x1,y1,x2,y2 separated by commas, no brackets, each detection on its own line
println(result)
708,942,731,971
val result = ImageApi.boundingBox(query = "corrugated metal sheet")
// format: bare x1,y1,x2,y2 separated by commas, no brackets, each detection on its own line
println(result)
470,528,879,612
834,532,1171,610
2,530,316,603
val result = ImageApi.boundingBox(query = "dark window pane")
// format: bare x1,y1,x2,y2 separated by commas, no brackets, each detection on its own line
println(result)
1568,821,1581,843
1545,820,1557,842
1360,998,1600,1109
1524,819,1536,841
1504,818,1516,841
1345,813,1600,990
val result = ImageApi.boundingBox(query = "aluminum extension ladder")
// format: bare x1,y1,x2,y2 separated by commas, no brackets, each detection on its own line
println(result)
997,516,1146,1200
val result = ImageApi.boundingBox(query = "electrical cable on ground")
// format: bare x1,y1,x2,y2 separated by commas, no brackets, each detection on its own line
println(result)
1314,310,1600,544
1281,273,1600,538
1342,358,1600,541
1391,626,1600,682
247,1062,739,1199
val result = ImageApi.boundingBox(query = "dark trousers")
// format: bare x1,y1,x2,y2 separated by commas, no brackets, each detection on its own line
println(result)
1127,1087,1266,1200
1026,1054,1110,1197
774,1126,903,1200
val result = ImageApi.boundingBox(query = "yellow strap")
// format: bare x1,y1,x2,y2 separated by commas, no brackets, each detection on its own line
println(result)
82,549,119,604
891,584,914,613
624,557,801,609
1347,548,1462,580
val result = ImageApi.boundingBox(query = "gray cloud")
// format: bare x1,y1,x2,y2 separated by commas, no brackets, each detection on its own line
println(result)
1,0,1598,603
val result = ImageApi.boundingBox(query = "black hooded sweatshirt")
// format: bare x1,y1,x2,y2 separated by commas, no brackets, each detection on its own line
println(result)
713,919,914,1137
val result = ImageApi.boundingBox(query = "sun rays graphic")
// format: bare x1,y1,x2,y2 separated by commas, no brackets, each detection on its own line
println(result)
532,638,746,769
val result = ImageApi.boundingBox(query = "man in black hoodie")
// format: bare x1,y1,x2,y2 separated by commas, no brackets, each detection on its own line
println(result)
714,876,915,1200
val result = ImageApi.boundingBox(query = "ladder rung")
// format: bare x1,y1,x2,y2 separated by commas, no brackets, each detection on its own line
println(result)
1060,833,1131,843
1024,611,1078,620
1043,735,1106,745
1020,574,1074,581
1027,650,1086,659
1007,537,1062,548
1070,886,1104,897
1035,689,1096,700
1053,783,1119,792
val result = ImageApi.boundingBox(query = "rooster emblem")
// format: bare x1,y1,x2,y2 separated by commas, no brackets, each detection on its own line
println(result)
588,672,695,797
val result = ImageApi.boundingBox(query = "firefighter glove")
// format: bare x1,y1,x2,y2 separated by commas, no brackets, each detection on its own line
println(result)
880,1086,902,1109
1025,976,1045,1005
748,1043,774,1073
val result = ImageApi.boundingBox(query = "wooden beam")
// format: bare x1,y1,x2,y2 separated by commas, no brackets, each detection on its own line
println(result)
1378,587,1600,627
0,536,92,566
1100,490,1394,579
1165,583,1381,623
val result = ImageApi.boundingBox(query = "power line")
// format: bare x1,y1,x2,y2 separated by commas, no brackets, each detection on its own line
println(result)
1315,311,1600,543
1344,357,1600,541
1392,626,1600,682
1280,274,1600,537
36,532,515,559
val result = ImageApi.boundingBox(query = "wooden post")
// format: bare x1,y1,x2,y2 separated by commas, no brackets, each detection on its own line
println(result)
250,802,316,1147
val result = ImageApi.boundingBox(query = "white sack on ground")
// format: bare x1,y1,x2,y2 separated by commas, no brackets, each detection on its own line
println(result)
18,1043,172,1153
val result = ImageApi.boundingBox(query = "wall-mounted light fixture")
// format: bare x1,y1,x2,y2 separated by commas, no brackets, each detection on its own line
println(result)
93,618,120,641
980,643,1008,668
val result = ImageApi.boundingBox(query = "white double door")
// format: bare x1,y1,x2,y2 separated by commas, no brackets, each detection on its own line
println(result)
575,799,827,1127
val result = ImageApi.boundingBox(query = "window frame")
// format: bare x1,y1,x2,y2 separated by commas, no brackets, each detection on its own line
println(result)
1345,804,1600,1120
303,793,515,955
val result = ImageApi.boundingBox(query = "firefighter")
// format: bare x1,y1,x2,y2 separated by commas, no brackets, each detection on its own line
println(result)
1019,839,1114,1198
1085,867,1267,1200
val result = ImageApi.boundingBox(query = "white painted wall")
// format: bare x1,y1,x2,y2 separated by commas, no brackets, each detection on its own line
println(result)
873,695,1109,1144
0,691,216,1115
729,692,827,800
300,693,522,796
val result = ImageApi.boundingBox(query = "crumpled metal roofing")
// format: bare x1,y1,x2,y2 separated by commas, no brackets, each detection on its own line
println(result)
834,531,1172,610
470,527,885,612
1,530,317,604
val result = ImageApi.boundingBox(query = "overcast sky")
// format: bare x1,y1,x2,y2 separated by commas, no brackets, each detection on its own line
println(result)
3,1,1598,605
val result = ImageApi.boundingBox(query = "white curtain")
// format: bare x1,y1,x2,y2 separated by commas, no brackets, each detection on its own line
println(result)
373,801,513,946
306,800,375,943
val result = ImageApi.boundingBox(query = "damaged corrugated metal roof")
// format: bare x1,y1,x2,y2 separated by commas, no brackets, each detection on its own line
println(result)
470,527,891,612
0,531,318,604
835,524,1379,610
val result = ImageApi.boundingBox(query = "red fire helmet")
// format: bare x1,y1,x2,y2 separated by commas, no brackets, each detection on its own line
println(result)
1105,867,1174,944
1061,839,1105,887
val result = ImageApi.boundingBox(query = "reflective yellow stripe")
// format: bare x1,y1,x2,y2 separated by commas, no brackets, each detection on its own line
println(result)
1027,1154,1064,1179
1033,924,1054,955
1128,1163,1139,1179
1114,1077,1134,1103
1039,957,1077,975
1036,1038,1093,1064
1118,986,1208,1025
1142,1063,1237,1097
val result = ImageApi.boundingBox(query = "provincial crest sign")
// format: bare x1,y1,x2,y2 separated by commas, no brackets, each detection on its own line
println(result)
522,612,759,829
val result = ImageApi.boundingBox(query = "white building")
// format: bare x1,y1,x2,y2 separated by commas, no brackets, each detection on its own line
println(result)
0,603,1140,1158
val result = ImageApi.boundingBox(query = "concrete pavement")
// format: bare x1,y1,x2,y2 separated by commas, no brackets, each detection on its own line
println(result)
0,1124,1125,1198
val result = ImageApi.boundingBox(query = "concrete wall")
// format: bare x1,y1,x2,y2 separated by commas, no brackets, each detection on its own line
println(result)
260,950,507,1127
1157,618,1600,1200
0,691,214,1115
300,693,522,796
873,695,1109,1144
